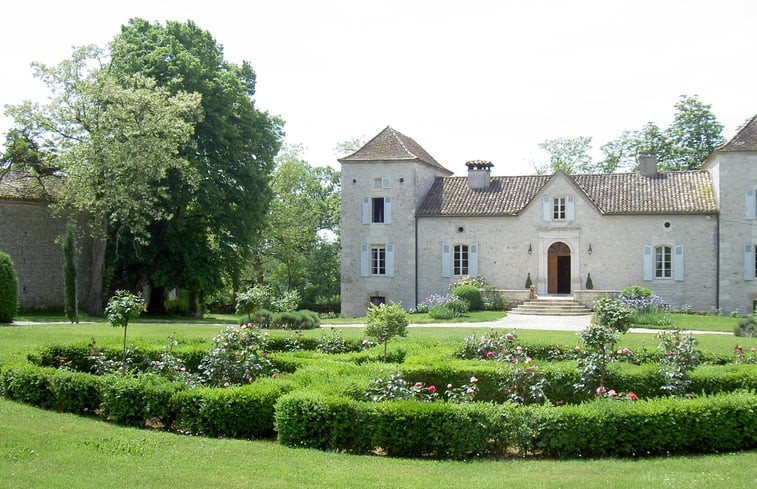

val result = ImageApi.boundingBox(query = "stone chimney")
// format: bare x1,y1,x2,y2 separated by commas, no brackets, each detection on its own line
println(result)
638,154,658,177
466,160,493,189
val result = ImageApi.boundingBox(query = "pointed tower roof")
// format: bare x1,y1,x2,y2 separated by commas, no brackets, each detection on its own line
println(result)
720,115,757,152
339,126,452,174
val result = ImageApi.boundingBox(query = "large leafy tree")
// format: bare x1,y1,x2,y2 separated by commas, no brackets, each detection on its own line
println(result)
600,95,725,171
3,45,201,314
252,145,341,308
107,19,283,312
534,137,594,174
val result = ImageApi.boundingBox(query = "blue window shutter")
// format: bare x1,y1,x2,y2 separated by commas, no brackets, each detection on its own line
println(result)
566,195,575,221
745,189,757,219
643,245,653,281
673,244,684,281
747,190,756,220
360,244,369,277
384,197,392,224
469,242,479,277
386,244,394,277
362,198,370,224
744,244,755,281
542,196,551,222
441,244,451,278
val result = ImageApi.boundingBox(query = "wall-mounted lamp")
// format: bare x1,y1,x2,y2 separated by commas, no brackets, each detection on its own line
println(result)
528,243,533,255
588,243,593,255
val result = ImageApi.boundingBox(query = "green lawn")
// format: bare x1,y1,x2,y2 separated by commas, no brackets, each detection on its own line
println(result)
1,398,756,489
2,321,756,489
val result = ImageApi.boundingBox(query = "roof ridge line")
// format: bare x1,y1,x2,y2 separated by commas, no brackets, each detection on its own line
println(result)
387,127,417,160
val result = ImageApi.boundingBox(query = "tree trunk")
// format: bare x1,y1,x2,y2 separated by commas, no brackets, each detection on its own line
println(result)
85,235,106,316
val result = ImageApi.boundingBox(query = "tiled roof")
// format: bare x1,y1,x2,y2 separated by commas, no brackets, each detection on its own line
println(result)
417,175,551,216
0,171,56,201
573,171,717,214
418,171,717,217
339,126,453,175
720,114,757,152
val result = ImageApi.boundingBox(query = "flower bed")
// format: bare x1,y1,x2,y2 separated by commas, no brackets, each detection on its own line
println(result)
2,325,757,459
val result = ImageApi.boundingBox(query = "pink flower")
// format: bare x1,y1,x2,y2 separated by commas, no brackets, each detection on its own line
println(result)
486,351,494,358
428,385,436,393
524,357,532,364
505,333,514,341
596,386,606,396
470,376,478,383
516,346,523,352
628,392,638,401
751,347,756,353
607,389,618,397
466,387,475,394
735,345,743,355
622,348,633,355
223,382,230,387
414,382,423,388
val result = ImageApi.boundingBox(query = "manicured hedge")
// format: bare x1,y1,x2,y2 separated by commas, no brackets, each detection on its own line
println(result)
172,379,290,438
275,391,757,459
0,363,101,413
100,373,186,427
534,391,757,457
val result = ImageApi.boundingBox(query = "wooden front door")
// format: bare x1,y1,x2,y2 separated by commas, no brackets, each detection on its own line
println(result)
547,242,571,294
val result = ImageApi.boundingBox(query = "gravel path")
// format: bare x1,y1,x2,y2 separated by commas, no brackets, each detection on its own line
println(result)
332,313,730,335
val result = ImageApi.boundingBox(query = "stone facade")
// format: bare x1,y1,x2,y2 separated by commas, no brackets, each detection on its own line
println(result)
340,120,757,317
0,198,92,310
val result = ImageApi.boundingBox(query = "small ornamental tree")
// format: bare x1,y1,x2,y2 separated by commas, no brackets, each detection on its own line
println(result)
105,290,145,375
62,223,78,323
365,302,409,363
576,296,634,395
0,251,19,323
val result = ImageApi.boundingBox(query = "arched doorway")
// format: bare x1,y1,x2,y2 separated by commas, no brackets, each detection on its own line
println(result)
547,242,571,294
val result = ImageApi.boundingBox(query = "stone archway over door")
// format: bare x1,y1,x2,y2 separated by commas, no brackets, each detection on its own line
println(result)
547,242,571,294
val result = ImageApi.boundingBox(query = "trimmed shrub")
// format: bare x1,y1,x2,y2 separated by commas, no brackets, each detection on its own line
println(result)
275,391,373,452
371,400,502,459
100,373,184,427
173,379,287,438
0,251,18,323
534,392,757,457
0,363,101,413
0,363,56,409
271,310,320,330
47,369,101,413
453,285,482,311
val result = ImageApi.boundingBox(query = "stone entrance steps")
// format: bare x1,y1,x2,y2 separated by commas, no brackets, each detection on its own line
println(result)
509,296,593,316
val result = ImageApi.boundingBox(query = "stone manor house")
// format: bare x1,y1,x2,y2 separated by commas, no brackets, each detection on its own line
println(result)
339,116,757,317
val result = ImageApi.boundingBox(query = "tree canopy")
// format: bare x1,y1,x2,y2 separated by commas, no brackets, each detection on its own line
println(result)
106,19,284,311
250,145,341,309
536,95,725,174
3,45,202,314
599,95,725,172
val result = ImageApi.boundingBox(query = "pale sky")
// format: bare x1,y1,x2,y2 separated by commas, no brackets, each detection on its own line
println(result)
2,0,757,176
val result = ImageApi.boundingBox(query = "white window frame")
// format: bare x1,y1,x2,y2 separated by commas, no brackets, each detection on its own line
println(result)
655,245,672,279
553,197,566,220
371,246,386,276
453,244,469,276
